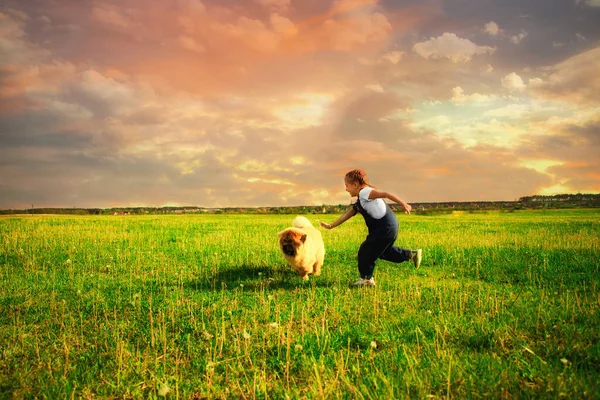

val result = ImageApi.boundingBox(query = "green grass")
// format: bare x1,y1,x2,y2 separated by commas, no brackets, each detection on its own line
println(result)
1,209,599,399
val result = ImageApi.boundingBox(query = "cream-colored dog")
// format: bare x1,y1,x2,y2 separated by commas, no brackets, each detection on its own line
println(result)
278,216,325,280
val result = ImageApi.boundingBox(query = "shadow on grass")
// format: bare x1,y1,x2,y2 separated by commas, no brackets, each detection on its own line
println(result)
186,264,333,291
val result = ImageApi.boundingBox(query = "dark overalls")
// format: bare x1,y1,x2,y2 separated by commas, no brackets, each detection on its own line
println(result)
353,199,411,279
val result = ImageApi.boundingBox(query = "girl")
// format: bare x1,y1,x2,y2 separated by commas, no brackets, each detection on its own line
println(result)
319,169,422,286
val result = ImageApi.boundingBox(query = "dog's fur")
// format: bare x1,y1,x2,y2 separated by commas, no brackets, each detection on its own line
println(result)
278,216,325,280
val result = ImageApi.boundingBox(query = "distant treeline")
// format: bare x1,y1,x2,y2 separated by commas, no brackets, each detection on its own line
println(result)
2,193,599,215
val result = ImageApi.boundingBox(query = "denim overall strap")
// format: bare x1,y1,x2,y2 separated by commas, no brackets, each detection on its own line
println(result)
354,198,398,237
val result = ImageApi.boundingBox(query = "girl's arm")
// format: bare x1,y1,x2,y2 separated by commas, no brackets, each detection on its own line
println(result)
368,189,412,214
319,208,355,229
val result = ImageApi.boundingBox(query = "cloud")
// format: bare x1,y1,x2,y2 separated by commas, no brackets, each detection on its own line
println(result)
321,9,391,52
484,21,500,36
501,72,526,92
255,0,291,13
413,33,495,63
271,92,333,129
341,91,409,120
381,50,403,64
177,0,206,14
365,84,384,92
178,35,206,53
483,104,530,119
65,70,140,119
37,15,51,24
510,31,528,44
528,46,600,106
92,5,133,29
211,16,282,51
4,8,30,21
1,2,599,208
451,87,491,105
270,13,297,38
577,0,600,6
0,12,49,65
515,118,600,194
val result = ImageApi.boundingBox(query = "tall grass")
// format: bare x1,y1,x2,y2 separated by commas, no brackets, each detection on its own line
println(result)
0,209,599,398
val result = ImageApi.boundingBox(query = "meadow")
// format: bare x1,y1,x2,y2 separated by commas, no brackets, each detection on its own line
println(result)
0,209,598,399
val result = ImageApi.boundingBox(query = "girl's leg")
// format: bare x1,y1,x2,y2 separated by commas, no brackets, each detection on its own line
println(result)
379,245,412,263
357,236,396,278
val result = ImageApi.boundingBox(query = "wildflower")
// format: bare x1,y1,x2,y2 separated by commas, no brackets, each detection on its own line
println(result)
243,330,251,340
269,322,278,328
370,341,378,349
560,358,569,365
295,344,303,351
158,384,171,397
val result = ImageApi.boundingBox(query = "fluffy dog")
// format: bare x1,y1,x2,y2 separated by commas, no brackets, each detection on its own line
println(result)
278,216,325,280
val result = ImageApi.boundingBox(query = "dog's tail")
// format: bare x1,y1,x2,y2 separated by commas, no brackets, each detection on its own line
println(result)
292,215,312,229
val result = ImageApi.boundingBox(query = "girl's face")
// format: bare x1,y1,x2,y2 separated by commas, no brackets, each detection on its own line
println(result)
344,179,361,197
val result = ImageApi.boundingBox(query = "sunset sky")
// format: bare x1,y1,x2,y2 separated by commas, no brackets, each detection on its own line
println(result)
1,0,599,209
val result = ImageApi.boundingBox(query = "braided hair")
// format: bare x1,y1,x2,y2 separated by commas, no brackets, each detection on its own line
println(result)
344,169,372,187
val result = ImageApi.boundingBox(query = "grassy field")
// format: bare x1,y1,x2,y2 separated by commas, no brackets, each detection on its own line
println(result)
0,209,599,399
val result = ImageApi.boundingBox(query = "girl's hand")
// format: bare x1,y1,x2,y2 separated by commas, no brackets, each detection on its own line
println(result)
403,203,412,214
318,221,332,229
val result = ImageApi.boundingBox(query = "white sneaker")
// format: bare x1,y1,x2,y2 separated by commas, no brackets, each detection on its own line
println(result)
410,249,422,269
353,277,376,287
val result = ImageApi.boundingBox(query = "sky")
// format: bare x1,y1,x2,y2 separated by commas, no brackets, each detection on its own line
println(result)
1,0,599,209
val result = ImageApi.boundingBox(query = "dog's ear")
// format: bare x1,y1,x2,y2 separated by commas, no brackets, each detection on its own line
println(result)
300,234,307,243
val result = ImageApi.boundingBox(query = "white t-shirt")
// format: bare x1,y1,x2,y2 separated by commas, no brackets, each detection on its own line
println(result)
358,187,387,220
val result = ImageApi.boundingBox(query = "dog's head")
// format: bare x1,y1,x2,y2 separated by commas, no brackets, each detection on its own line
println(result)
277,228,307,257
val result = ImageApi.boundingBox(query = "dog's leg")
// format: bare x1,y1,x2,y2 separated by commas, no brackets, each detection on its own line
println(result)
313,259,323,276
297,267,310,280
